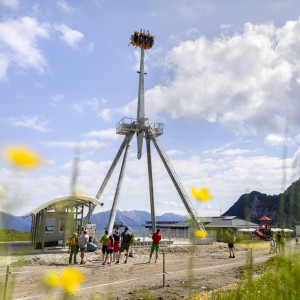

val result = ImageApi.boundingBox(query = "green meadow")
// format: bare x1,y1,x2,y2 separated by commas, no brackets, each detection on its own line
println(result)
0,229,30,242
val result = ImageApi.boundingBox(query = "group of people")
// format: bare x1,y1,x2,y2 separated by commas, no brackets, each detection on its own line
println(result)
129,30,155,49
69,228,89,265
100,226,132,265
69,226,162,266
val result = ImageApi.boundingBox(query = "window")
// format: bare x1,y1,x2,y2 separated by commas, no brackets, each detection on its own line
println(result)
58,220,65,232
45,218,55,232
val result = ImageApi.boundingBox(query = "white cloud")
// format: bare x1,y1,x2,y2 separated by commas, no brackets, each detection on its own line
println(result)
7,115,51,132
220,148,252,156
55,24,84,47
0,17,50,80
157,199,184,207
50,94,64,106
56,1,75,13
220,24,232,30
87,42,95,53
83,128,120,140
0,0,19,9
72,98,101,114
264,133,289,146
99,108,112,121
121,18,300,136
44,140,108,149
166,149,184,156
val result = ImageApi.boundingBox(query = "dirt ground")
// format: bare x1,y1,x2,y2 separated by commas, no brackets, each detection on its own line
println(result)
0,242,281,299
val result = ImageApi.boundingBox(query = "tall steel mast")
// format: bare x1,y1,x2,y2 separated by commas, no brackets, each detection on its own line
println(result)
89,30,206,237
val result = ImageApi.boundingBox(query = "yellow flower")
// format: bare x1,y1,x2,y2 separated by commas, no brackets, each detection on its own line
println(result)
45,272,60,286
190,187,213,202
3,146,42,169
195,230,207,239
45,269,84,295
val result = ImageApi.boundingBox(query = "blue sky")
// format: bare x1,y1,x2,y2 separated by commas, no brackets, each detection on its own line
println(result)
1,0,300,218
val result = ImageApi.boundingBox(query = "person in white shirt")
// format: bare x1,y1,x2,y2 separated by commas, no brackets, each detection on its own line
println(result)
78,229,89,264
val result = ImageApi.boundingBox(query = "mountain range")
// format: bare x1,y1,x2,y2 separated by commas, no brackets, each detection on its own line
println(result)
0,209,186,232
223,178,300,228
3,177,300,232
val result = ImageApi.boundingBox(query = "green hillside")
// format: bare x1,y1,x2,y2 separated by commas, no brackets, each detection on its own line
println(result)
0,229,30,242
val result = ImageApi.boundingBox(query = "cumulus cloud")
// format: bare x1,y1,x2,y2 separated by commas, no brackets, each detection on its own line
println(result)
264,133,290,146
0,17,50,80
7,115,51,132
55,24,83,47
122,18,300,136
0,17,85,80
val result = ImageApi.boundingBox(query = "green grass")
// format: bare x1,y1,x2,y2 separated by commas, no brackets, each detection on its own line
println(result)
0,229,30,242
131,287,160,300
210,253,300,299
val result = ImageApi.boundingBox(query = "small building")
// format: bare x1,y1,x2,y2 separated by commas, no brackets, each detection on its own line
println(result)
144,216,259,241
23,195,103,250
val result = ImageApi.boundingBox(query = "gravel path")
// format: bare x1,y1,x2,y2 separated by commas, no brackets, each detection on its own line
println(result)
0,242,285,299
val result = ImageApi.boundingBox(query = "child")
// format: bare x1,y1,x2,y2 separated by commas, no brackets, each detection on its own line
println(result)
113,229,121,263
270,236,276,254
103,235,114,265
69,233,79,264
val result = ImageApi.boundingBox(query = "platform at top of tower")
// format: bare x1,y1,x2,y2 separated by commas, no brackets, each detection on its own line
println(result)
116,117,163,136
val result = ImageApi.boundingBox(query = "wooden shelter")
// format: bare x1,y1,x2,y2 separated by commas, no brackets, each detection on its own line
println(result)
23,195,103,250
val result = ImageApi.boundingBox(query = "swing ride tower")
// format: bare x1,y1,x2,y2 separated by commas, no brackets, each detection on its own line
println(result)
85,30,206,235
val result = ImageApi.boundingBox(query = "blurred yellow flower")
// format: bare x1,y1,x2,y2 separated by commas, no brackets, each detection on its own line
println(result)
190,187,213,202
45,269,84,295
3,146,42,169
195,230,207,238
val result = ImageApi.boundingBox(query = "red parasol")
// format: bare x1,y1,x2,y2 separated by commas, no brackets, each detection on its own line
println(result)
258,216,272,221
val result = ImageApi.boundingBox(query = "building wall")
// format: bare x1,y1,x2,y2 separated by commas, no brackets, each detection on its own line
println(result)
39,212,74,244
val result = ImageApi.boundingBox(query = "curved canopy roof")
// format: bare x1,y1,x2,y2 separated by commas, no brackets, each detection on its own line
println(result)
23,195,103,218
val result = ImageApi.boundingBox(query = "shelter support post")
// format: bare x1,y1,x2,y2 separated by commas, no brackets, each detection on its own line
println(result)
107,132,134,234
30,215,34,243
41,209,47,252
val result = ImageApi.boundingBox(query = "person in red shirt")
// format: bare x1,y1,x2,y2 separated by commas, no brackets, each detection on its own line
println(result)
148,228,162,263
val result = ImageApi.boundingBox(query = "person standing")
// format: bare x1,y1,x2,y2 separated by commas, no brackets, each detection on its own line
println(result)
100,230,110,261
103,235,114,265
113,228,121,264
226,228,236,258
120,226,130,264
78,229,89,264
148,228,162,263
269,236,276,254
69,232,79,264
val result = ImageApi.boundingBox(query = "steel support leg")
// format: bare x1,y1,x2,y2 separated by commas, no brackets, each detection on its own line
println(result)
150,134,203,230
83,135,128,227
107,133,134,234
146,138,156,233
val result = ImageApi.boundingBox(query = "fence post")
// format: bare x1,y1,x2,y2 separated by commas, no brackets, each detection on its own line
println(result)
3,265,10,300
162,250,165,287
